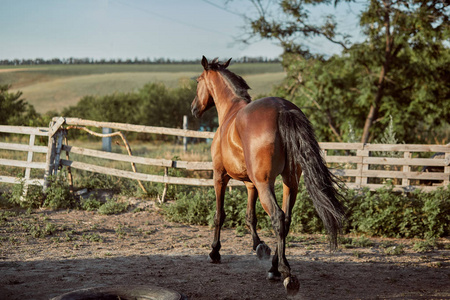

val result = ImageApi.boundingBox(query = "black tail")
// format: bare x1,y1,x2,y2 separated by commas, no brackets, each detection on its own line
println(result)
279,108,345,250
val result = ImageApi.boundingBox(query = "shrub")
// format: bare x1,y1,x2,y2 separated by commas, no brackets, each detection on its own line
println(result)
97,198,129,215
162,188,215,226
383,244,405,255
80,196,102,211
43,174,75,209
8,177,44,208
163,182,450,239
344,184,450,238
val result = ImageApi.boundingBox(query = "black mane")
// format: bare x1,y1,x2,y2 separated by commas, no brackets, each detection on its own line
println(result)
207,58,252,103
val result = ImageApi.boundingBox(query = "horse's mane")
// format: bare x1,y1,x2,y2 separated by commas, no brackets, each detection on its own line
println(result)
207,58,252,103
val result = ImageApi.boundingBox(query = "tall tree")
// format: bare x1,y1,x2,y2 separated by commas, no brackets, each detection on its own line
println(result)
241,0,449,143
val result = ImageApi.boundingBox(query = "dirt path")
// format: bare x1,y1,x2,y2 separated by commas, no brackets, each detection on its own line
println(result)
0,204,449,300
0,68,47,73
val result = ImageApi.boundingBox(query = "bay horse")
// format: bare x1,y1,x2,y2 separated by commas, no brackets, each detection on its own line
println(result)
191,56,345,295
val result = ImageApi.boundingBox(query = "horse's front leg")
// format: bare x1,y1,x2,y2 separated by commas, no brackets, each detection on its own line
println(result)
245,182,271,260
209,171,230,263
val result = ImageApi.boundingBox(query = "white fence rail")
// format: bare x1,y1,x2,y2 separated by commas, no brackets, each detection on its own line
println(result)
0,125,49,188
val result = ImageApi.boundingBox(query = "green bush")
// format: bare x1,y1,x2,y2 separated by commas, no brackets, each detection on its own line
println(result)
162,186,272,230
74,172,121,192
163,188,215,226
43,174,75,209
163,182,450,239
97,198,129,215
345,184,450,238
8,177,44,208
80,196,102,211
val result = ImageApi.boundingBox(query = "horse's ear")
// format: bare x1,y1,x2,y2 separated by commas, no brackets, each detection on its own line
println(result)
223,58,232,69
201,56,209,70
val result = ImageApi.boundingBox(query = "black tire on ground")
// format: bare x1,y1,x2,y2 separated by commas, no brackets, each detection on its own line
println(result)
51,285,188,300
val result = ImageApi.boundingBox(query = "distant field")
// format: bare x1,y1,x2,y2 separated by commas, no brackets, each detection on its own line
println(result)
0,63,285,114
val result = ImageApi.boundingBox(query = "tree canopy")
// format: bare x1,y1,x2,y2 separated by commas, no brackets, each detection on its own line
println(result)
242,0,450,143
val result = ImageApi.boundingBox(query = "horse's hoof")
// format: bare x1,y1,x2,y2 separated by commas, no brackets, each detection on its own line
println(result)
256,242,271,260
267,271,281,281
209,251,221,264
283,275,300,296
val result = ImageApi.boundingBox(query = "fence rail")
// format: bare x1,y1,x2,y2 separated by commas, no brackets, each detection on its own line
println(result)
1,118,449,194
0,125,49,187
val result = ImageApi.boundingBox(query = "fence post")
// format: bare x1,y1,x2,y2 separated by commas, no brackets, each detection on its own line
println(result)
444,152,450,186
53,130,65,177
102,128,112,152
183,115,188,152
402,151,411,187
43,117,65,191
43,123,56,192
159,167,169,203
21,134,36,199
356,146,369,188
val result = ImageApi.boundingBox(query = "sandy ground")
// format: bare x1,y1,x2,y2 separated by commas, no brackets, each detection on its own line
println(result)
0,201,449,300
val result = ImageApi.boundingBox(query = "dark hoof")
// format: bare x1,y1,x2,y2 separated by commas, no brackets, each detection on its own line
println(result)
267,271,281,281
283,275,300,296
209,251,221,264
256,242,271,260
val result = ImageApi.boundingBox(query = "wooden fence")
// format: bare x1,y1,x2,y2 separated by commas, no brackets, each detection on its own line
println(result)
1,117,449,195
0,125,49,190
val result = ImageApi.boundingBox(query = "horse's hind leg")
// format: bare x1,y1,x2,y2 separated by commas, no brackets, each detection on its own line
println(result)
209,171,230,263
267,176,300,281
257,183,300,295
282,169,301,235
245,182,271,260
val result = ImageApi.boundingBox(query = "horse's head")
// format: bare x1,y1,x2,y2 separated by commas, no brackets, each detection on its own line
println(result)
191,56,231,118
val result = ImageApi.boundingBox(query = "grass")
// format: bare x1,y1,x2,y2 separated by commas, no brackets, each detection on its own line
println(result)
1,63,285,113
12,72,199,113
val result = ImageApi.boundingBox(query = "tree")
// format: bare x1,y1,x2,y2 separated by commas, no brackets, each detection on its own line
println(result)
62,81,218,140
241,0,449,143
0,85,40,126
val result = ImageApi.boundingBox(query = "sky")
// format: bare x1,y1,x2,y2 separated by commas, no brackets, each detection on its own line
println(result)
0,0,365,61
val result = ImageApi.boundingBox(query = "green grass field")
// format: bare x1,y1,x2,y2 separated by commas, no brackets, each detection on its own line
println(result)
0,63,285,113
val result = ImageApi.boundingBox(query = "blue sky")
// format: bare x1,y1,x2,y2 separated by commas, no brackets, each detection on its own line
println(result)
0,0,364,61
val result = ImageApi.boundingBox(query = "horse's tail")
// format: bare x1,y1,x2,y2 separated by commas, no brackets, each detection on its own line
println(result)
278,108,345,250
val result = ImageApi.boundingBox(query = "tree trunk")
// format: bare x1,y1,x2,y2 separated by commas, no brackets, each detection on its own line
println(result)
361,0,393,144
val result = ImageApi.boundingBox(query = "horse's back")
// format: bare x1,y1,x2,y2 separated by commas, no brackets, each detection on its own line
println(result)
236,97,298,137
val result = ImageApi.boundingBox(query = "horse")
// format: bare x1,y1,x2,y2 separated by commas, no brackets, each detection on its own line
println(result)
191,56,345,295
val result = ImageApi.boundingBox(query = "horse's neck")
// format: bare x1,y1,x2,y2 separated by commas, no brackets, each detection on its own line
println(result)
210,74,246,125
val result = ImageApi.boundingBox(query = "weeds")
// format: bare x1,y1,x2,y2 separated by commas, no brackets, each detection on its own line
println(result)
82,233,104,243
8,176,44,208
412,239,437,253
80,196,102,211
43,174,75,209
339,236,374,248
115,224,126,239
26,223,57,238
97,198,129,215
383,244,405,255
